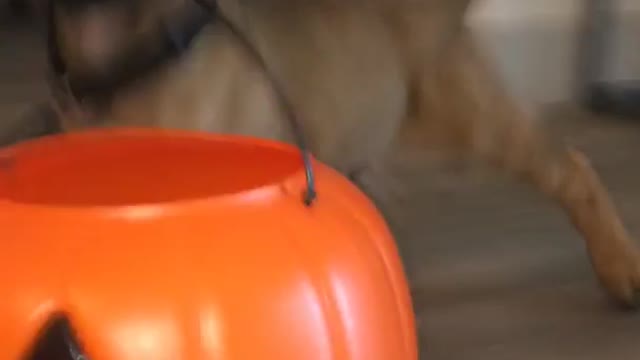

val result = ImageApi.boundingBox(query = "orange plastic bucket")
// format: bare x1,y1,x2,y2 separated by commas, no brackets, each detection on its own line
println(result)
0,128,417,359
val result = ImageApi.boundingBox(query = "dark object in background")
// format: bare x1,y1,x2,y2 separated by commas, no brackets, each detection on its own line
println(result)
7,0,30,17
587,81,640,119
579,0,640,119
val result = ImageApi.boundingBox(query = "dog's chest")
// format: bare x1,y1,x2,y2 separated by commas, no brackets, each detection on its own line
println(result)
106,27,294,144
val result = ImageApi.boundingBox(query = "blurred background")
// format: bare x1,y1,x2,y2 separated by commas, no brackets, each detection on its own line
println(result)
1,1,639,359
471,0,639,106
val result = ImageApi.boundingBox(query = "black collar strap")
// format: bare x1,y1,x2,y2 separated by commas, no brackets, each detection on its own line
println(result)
47,1,215,107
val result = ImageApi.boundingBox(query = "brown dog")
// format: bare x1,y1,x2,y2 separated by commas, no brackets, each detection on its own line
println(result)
42,0,640,307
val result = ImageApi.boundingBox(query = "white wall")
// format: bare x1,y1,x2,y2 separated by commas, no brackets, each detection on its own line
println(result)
466,0,640,105
470,0,582,24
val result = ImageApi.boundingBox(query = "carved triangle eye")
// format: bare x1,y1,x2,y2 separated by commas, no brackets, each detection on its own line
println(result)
24,317,89,360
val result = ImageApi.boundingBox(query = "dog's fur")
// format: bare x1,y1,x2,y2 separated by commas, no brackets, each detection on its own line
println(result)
43,0,640,307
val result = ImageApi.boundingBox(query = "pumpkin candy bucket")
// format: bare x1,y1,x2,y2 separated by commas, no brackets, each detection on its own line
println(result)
0,128,417,359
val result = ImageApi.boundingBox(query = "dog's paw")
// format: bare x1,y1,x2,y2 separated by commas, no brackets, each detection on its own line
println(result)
592,248,640,309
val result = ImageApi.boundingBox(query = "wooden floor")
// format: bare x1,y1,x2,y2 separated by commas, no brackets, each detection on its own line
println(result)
3,17,640,360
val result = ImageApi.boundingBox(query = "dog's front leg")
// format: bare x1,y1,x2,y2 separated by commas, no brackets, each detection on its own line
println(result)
406,31,640,307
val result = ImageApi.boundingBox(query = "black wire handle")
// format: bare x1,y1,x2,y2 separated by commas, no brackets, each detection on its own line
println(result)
193,0,317,206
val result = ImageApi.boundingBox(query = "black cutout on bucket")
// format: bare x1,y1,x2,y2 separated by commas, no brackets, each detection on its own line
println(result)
23,316,89,360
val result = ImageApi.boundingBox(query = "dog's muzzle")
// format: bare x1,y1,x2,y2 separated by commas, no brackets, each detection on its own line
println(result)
45,0,217,125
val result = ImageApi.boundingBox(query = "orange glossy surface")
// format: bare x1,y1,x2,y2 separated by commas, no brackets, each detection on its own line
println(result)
0,128,417,359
